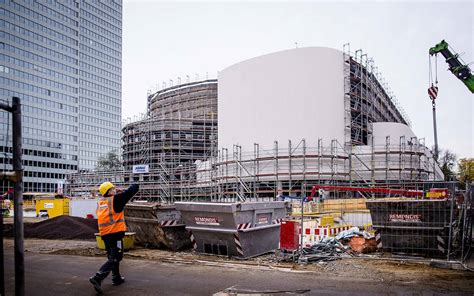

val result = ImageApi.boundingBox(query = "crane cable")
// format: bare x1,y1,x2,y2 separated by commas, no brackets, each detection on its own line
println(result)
429,54,433,86
429,54,439,87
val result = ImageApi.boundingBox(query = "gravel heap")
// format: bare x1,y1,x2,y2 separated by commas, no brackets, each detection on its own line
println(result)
3,215,98,240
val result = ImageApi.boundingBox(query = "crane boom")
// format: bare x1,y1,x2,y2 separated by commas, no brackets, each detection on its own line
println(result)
429,40,474,93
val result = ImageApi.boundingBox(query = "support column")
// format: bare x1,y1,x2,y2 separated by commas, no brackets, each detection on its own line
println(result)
13,97,24,296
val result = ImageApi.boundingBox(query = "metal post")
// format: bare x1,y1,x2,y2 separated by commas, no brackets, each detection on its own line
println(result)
371,133,375,188
447,182,454,262
179,167,183,202
330,140,335,182
255,144,259,201
299,184,304,259
224,148,228,202
431,100,439,161
317,139,322,184
348,144,353,185
410,137,417,181
12,97,24,296
0,98,23,296
288,140,292,196
274,141,278,198
399,136,405,182
302,139,306,198
233,145,238,201
385,136,390,183
253,143,258,200
460,183,467,263
464,182,473,263
0,202,4,296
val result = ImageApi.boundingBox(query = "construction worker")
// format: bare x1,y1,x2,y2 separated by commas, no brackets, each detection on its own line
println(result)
89,182,139,294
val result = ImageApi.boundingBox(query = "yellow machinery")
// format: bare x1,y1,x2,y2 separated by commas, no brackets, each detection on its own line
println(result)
35,198,70,218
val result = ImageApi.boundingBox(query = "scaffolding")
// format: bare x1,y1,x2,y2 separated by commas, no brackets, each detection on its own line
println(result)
343,44,410,147
67,136,442,202
342,43,415,189
122,79,218,171
67,46,442,202
103,79,217,201
122,117,217,169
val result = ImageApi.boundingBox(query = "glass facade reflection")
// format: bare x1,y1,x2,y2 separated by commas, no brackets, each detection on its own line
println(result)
0,0,122,192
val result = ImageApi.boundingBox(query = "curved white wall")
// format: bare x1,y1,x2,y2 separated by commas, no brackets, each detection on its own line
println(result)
372,122,417,145
218,47,345,151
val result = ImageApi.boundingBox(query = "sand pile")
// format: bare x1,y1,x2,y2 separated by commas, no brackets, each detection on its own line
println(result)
3,216,98,240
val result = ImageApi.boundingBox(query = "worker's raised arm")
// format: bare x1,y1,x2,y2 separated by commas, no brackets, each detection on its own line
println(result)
113,184,139,213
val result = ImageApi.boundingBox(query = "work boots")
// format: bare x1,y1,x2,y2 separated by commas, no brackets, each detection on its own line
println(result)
89,272,107,294
112,274,125,286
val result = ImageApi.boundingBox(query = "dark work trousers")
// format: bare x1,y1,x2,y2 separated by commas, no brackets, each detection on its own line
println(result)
97,235,123,280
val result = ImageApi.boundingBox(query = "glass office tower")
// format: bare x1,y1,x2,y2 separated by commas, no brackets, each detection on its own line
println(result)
0,0,122,193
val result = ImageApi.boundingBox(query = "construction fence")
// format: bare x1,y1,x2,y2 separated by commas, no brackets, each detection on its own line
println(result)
284,181,472,266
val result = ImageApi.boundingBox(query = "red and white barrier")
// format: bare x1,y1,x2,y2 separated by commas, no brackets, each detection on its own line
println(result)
298,225,353,245
234,233,244,256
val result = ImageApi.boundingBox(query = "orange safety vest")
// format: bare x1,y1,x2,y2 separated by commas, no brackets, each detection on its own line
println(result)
97,196,126,236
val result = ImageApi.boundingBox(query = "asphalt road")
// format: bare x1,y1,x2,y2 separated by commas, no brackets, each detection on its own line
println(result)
3,251,473,296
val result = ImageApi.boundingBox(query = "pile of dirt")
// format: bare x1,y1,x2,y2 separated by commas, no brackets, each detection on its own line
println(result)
3,216,98,240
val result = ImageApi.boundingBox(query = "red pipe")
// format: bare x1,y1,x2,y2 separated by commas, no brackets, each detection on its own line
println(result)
309,185,423,198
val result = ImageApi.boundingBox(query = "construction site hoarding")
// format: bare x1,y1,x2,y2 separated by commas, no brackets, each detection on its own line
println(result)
175,201,286,258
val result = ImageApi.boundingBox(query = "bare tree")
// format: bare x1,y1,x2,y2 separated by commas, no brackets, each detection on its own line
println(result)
438,149,457,181
96,151,122,171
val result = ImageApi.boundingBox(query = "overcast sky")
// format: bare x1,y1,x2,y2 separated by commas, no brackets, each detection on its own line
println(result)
122,0,473,158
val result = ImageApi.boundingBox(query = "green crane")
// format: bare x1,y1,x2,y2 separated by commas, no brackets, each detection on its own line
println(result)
427,40,473,162
429,40,474,93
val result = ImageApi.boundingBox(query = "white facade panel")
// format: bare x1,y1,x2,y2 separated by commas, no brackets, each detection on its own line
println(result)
372,122,417,146
218,47,345,151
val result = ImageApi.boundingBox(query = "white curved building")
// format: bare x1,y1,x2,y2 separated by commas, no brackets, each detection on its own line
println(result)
214,46,442,194
218,46,408,151
219,47,346,150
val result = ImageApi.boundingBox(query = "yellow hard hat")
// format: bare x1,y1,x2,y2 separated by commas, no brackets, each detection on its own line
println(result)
99,182,115,196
